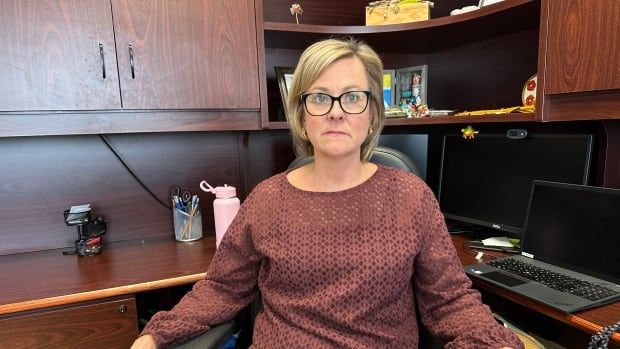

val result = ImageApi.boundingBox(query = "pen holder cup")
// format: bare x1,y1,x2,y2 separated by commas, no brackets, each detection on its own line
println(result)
173,207,203,242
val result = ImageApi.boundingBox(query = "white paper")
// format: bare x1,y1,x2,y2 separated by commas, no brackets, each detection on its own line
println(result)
69,204,91,213
481,236,513,247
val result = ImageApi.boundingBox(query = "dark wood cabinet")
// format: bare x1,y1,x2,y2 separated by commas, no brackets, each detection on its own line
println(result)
0,0,260,112
112,0,259,109
0,297,138,349
539,0,620,121
544,0,619,95
0,0,121,111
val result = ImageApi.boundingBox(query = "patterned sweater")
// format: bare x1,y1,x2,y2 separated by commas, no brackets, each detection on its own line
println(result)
141,165,523,349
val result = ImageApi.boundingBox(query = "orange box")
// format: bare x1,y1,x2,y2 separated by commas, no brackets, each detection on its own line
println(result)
365,2,430,26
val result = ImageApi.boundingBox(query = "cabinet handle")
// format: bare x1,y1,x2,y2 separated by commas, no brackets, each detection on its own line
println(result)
118,304,128,313
128,44,135,79
98,43,106,79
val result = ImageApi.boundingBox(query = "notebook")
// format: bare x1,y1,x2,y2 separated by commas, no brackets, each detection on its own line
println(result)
465,180,620,313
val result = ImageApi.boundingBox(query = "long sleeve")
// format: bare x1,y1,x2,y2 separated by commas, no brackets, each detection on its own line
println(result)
140,189,263,348
412,186,524,349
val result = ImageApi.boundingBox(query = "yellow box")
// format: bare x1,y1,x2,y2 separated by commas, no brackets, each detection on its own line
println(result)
365,2,430,26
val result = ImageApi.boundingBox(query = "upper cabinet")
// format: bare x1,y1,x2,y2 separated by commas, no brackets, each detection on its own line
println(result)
0,0,259,112
258,0,541,128
539,0,620,121
544,0,619,94
0,0,121,111
111,0,259,109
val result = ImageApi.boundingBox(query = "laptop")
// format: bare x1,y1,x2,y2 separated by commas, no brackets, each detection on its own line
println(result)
465,180,620,313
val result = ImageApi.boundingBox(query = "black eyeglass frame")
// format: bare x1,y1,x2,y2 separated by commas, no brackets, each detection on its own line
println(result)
301,90,372,117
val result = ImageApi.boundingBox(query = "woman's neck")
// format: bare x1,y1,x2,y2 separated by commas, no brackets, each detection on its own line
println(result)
288,155,378,192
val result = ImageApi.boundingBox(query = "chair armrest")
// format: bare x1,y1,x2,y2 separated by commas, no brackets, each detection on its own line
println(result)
172,320,236,349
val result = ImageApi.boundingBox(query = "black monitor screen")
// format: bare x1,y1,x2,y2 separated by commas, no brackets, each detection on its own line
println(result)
437,133,593,237
522,181,620,283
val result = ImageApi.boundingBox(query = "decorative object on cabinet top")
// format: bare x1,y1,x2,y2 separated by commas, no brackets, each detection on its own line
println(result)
290,3,303,24
450,5,479,16
454,105,535,116
479,0,505,7
522,74,537,108
366,0,433,26
395,65,427,114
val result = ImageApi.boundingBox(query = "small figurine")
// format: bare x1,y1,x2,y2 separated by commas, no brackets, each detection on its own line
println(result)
461,125,479,139
290,3,303,24
415,104,430,118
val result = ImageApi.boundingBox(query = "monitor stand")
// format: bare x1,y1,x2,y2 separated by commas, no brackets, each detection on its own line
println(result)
446,221,521,254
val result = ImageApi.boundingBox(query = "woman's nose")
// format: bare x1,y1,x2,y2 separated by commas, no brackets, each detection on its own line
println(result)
328,101,345,120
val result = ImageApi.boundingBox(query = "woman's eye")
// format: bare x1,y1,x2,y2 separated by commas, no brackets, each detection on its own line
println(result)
344,93,360,103
311,94,329,103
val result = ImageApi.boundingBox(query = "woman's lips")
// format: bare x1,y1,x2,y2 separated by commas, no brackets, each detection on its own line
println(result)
324,130,347,135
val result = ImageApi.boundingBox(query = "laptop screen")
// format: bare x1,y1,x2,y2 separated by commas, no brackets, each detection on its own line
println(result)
521,181,620,284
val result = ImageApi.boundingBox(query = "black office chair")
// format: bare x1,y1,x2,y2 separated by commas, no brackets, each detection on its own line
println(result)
174,146,439,348
287,145,419,175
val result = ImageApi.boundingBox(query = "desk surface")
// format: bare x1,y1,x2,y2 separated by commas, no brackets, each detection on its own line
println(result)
0,233,617,343
0,236,216,316
451,234,620,344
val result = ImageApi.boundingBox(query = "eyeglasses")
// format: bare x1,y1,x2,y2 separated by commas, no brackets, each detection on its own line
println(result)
301,91,371,117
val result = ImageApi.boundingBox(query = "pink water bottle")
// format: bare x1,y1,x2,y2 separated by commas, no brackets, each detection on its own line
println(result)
200,181,240,248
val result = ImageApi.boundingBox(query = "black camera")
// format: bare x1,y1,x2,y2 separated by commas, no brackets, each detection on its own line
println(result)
506,129,528,139
63,209,107,256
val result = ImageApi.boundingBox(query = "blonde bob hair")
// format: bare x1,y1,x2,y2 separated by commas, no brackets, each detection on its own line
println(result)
285,37,385,161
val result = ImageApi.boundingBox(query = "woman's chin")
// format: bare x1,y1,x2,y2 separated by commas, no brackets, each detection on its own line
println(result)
315,147,360,160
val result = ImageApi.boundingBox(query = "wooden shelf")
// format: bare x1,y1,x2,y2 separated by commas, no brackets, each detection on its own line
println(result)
262,0,540,125
263,0,538,51
384,112,537,125
266,112,537,129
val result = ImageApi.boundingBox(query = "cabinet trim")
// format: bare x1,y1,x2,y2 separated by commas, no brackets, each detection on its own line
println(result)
0,111,261,137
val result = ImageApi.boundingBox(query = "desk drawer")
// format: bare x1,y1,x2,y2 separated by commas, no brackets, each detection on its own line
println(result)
0,297,138,349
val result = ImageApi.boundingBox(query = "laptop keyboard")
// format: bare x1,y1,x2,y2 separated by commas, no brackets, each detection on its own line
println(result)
488,258,619,301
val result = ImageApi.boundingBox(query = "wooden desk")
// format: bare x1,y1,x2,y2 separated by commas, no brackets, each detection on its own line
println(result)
0,236,217,348
452,234,620,346
1,233,617,347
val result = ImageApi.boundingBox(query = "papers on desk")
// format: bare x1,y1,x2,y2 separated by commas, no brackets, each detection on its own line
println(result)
481,236,514,247
69,204,91,213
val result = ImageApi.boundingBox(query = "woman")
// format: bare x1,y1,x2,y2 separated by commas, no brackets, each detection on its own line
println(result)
131,38,522,349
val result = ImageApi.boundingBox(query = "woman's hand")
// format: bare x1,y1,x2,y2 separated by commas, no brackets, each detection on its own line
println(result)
130,334,158,349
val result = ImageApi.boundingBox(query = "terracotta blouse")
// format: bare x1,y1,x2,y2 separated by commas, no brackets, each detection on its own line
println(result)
141,165,523,349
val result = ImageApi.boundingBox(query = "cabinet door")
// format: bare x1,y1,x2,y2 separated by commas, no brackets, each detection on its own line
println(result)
112,0,260,109
544,0,620,94
0,297,138,349
0,0,121,111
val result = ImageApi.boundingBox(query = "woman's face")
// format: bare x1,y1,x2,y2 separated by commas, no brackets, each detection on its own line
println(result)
303,56,372,161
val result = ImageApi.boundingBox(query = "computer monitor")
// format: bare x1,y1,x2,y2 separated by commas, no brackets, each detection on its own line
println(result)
437,132,593,238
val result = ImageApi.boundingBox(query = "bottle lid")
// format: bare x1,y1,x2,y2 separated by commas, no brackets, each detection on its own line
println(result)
200,180,236,198
214,184,236,198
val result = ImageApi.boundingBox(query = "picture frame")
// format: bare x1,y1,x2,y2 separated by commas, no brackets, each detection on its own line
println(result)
275,66,295,117
395,65,428,109
382,69,396,108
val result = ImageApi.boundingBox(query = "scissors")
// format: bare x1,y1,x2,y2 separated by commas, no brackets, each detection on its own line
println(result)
171,185,193,207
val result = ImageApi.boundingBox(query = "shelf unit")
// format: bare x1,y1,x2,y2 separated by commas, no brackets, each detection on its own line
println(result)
258,0,540,129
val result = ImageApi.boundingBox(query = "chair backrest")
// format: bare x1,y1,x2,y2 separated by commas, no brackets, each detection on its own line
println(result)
287,146,420,175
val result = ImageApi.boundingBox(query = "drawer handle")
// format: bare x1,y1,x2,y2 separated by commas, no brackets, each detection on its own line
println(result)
99,43,106,79
118,304,128,313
